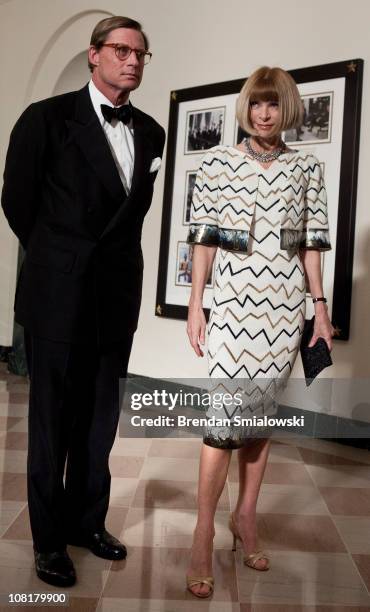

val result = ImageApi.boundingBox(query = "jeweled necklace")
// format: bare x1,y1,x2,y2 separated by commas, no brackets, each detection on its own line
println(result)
242,137,286,162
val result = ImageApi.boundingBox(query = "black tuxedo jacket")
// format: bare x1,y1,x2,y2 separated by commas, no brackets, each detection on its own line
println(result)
1,84,165,344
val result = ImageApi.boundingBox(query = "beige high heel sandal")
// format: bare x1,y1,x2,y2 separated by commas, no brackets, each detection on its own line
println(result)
229,512,270,570
186,575,214,598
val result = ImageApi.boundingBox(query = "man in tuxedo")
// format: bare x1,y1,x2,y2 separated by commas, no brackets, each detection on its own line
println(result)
1,16,165,587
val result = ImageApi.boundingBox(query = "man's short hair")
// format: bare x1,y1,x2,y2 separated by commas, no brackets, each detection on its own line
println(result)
88,16,149,72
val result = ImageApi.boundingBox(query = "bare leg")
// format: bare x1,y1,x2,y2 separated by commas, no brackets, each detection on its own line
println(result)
187,443,232,596
233,438,271,569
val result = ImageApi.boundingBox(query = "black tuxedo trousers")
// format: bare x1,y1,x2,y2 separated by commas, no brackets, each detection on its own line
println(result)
25,331,133,551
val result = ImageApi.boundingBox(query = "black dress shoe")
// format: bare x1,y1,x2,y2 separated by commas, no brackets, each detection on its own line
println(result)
69,528,127,561
34,550,76,587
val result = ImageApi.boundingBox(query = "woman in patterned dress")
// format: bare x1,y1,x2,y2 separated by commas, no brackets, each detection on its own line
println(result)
185,67,335,598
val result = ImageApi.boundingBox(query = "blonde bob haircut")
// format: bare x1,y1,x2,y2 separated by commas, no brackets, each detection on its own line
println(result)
236,66,303,137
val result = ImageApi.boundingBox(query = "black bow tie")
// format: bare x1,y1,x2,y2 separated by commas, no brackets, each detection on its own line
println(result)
101,104,132,125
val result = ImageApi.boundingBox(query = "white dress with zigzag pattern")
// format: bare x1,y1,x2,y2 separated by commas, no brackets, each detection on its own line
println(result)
188,145,331,447
208,152,306,380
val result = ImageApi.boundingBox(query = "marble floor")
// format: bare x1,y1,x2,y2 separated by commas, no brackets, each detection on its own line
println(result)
0,362,370,611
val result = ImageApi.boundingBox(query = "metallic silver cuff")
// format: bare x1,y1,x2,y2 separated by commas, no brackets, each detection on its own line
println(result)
218,228,249,252
280,228,302,251
187,224,219,246
299,228,331,251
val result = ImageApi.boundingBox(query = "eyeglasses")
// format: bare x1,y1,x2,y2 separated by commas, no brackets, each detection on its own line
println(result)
101,43,152,65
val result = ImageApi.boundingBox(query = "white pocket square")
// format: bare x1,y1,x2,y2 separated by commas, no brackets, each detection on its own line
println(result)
149,157,162,173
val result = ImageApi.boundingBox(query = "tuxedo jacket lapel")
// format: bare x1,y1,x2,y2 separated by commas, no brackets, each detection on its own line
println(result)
100,105,154,239
65,85,127,205
130,105,153,195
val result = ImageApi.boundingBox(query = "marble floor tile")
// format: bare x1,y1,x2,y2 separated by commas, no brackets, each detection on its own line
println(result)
0,431,28,450
64,599,99,611
121,507,233,549
0,392,29,404
235,550,370,605
0,472,27,500
132,479,230,511
148,439,202,459
105,506,129,539
265,443,303,463
229,440,303,465
2,504,31,540
252,514,346,553
333,517,370,554
102,546,238,601
283,437,370,465
0,500,26,536
239,605,370,611
351,554,370,591
110,436,152,457
228,483,329,515
109,456,144,478
297,446,369,466
0,449,27,473
5,383,30,393
109,477,139,507
140,457,200,482
7,417,28,433
319,486,370,516
98,598,240,611
228,462,314,486
0,416,23,431
306,465,370,488
0,539,40,569
0,403,28,417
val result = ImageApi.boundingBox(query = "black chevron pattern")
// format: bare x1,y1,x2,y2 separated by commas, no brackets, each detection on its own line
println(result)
208,321,302,346
209,359,293,379
213,294,306,312
217,261,305,279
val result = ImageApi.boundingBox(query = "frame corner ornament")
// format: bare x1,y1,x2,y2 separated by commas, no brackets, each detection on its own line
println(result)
347,61,357,73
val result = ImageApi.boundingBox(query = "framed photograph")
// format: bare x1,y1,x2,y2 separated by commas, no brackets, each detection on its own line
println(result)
183,171,197,225
175,242,213,288
185,106,225,154
284,91,333,145
155,59,363,340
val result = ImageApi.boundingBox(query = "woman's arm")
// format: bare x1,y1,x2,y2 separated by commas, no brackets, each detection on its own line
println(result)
299,248,335,350
187,244,217,357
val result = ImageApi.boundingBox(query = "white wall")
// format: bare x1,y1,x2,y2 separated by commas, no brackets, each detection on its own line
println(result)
0,0,369,399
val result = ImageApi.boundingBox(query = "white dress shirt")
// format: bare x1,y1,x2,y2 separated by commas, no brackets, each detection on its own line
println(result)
88,79,134,193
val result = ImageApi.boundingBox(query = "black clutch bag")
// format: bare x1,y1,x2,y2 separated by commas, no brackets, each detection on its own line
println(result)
300,316,333,386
